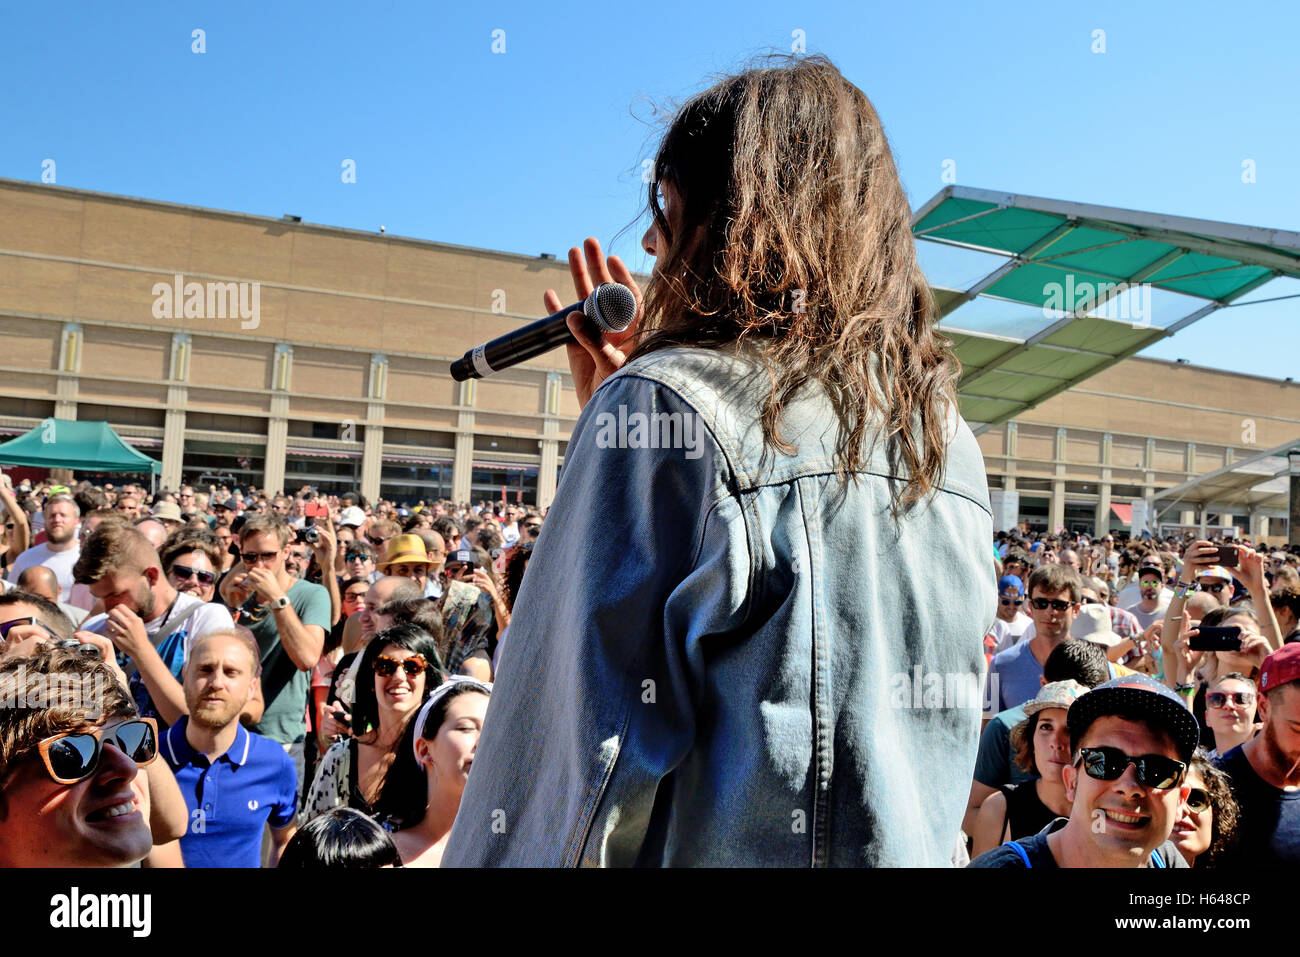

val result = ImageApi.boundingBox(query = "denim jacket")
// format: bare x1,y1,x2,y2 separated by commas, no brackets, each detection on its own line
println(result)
442,345,995,866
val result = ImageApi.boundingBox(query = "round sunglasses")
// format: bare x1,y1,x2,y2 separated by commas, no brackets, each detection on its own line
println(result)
1074,746,1185,790
1184,787,1210,814
36,718,158,784
373,653,428,678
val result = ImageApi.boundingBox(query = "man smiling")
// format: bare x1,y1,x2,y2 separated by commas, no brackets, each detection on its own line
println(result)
970,674,1198,868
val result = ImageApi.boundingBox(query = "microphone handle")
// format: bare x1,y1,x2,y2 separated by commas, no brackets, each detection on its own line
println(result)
450,301,585,381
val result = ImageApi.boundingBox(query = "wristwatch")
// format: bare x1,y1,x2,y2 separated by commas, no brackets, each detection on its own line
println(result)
270,595,290,611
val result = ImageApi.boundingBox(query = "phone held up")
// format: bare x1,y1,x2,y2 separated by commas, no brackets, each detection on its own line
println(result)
1188,625,1243,653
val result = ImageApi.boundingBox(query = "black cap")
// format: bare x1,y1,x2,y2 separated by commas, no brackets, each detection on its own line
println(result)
1066,674,1201,763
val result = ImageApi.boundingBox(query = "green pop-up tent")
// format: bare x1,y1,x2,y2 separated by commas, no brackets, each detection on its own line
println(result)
0,419,161,475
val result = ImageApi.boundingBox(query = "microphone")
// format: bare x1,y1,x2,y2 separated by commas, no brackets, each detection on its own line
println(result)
450,282,637,381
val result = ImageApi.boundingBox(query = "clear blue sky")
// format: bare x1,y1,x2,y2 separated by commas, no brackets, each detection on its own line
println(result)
2,0,1296,376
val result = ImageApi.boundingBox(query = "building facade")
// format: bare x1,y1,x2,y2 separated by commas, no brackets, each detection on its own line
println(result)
2,178,1298,525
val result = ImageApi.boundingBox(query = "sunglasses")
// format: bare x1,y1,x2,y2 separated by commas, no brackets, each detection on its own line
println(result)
1207,691,1255,708
240,550,280,565
1074,746,1185,790
1184,788,1211,814
0,617,60,640
36,718,158,784
1201,582,1229,594
373,653,428,678
999,598,1023,606
523,524,541,533
345,551,371,562
170,563,216,586
367,536,389,547
1080,596,1102,605
1029,597,1073,612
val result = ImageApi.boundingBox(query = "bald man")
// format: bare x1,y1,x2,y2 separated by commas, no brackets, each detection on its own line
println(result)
134,517,169,551
16,565,89,627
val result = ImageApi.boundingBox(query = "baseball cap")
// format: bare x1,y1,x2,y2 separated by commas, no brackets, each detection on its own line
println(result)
1024,680,1089,718
1197,565,1232,583
445,548,481,569
337,506,366,528
1259,643,1300,696
1066,673,1201,763
1069,603,1120,648
998,575,1024,596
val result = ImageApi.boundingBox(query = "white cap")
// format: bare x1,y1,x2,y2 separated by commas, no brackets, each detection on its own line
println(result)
337,506,366,528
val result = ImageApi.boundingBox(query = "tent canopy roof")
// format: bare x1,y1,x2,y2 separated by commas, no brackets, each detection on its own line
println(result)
0,419,162,474
913,186,1300,434
1153,439,1300,517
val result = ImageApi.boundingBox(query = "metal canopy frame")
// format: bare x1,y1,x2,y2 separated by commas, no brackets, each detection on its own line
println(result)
1153,438,1300,517
912,186,1300,435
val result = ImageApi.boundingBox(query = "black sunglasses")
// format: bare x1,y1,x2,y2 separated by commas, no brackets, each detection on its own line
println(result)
1029,597,1073,612
999,597,1023,606
170,563,216,586
37,718,159,784
1075,746,1185,790
0,617,60,640
1201,582,1229,594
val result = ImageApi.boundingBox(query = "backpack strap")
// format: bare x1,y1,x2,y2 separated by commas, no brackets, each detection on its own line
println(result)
1005,840,1032,868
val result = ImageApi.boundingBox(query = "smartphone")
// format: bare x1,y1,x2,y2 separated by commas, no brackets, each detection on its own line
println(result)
1189,626,1243,653
1213,545,1239,567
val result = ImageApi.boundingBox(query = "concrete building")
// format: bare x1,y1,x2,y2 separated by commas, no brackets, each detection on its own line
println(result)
2,177,1298,526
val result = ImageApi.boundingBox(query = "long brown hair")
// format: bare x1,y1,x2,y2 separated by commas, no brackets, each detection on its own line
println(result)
632,55,958,513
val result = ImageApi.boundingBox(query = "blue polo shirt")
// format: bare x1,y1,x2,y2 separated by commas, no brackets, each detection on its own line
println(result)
162,717,298,868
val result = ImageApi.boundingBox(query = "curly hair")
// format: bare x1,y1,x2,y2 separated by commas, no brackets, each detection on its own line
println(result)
1186,750,1239,869
633,54,958,515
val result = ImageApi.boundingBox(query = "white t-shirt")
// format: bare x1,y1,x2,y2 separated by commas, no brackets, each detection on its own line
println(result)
6,542,82,603
988,613,1033,655
81,591,236,664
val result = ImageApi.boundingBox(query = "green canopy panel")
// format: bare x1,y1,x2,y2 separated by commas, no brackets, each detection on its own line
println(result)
0,419,162,474
914,186,1300,433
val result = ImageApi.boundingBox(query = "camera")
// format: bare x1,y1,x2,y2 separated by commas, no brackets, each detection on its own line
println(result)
296,526,321,545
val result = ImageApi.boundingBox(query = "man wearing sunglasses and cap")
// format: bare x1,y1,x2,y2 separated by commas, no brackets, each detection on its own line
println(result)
985,575,1032,659
970,673,1197,867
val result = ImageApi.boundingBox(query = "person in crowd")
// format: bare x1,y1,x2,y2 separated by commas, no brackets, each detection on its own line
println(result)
219,515,330,785
489,541,537,673
7,493,81,602
1124,561,1170,630
378,534,437,595
1212,643,1300,867
277,806,401,869
116,493,142,519
134,517,169,551
302,623,444,821
1203,672,1259,758
0,471,31,581
990,564,1082,712
76,524,239,726
1268,584,1300,644
343,540,378,584
970,680,1086,857
366,518,400,564
1195,565,1237,609
986,574,1031,658
159,530,224,603
374,676,491,867
16,564,89,627
162,631,298,867
0,646,187,866
436,546,495,680
1170,750,1239,868
969,674,1198,868
965,638,1110,835
445,57,993,868
0,589,76,649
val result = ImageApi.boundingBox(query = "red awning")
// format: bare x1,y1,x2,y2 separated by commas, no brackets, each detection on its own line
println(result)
1110,503,1133,523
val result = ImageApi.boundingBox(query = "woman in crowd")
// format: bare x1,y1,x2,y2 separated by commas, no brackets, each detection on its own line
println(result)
159,529,224,603
1202,671,1258,758
374,676,491,867
302,622,445,821
970,681,1086,857
1170,751,1240,868
278,807,402,869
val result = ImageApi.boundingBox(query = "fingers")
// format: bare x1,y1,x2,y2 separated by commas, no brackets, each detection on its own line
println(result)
565,313,624,378
543,289,564,315
583,237,615,287
567,246,595,301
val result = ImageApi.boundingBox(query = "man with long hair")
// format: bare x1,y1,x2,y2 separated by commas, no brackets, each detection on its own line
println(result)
444,56,994,867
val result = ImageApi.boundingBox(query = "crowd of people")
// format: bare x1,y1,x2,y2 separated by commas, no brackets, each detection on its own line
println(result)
966,530,1300,868
1,471,1295,869
0,473,536,867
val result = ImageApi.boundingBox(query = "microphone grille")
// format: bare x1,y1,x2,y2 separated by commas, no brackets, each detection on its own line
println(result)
585,282,637,333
